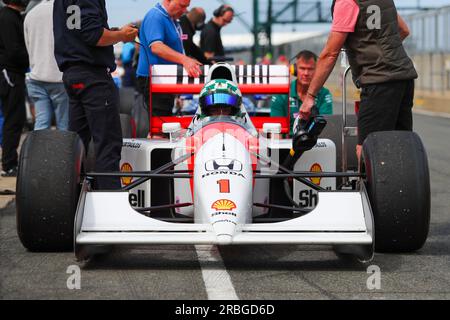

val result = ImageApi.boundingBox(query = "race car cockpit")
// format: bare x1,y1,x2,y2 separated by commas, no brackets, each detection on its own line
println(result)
187,78,258,136
198,79,242,118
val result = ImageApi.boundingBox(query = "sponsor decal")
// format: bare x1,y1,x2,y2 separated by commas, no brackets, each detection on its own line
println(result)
299,189,318,208
129,190,145,208
123,142,142,149
121,163,133,186
315,142,327,148
205,159,243,172
212,219,237,226
217,179,230,193
309,163,323,186
211,211,237,218
202,171,245,179
212,199,237,211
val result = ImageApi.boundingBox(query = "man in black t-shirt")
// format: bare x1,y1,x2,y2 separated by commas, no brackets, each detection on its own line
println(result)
179,8,208,64
53,0,137,190
200,5,234,61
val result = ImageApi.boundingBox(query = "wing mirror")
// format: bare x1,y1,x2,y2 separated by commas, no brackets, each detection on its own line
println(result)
162,123,182,142
263,123,282,135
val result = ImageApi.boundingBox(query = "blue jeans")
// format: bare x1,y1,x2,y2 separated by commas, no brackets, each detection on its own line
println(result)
26,79,69,131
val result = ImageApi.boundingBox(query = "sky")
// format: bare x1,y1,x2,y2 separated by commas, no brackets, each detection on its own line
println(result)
106,0,450,35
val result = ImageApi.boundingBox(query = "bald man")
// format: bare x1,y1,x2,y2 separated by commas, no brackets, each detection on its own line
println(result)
179,7,208,64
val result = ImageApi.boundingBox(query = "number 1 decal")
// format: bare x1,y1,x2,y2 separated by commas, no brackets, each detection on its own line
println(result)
217,179,230,193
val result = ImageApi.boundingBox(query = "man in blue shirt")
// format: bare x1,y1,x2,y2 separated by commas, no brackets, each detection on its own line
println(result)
53,0,137,190
137,0,202,116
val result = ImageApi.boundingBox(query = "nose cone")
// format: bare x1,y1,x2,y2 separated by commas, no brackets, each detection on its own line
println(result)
213,221,236,245
216,234,233,245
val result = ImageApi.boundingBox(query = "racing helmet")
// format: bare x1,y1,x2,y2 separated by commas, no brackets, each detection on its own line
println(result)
199,79,242,117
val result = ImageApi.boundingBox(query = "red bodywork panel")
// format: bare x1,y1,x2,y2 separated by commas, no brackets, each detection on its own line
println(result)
148,65,291,136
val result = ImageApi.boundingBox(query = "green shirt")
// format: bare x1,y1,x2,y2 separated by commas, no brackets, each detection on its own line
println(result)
270,80,333,134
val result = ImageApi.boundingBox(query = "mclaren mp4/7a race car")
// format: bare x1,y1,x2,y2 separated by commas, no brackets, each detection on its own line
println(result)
16,63,430,262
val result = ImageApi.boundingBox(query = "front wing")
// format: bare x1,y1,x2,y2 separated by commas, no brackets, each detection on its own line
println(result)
74,183,374,261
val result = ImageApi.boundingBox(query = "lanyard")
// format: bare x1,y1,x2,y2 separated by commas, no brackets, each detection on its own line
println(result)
155,3,185,54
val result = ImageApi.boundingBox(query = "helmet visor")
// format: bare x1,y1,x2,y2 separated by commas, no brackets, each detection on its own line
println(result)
202,93,238,107
200,93,240,116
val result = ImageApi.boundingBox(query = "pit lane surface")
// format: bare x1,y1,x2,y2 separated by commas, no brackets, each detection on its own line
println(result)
1,113,449,300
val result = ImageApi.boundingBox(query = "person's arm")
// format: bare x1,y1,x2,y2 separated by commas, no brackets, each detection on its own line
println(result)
151,42,187,64
307,32,347,97
299,31,347,119
151,42,202,77
73,0,136,47
185,39,208,64
397,14,410,41
96,25,138,47
200,28,216,60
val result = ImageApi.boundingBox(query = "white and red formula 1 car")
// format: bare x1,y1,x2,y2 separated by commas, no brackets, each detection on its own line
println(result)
16,63,430,262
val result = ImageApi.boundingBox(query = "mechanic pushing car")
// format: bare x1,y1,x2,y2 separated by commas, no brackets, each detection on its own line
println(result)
53,0,138,190
297,0,417,161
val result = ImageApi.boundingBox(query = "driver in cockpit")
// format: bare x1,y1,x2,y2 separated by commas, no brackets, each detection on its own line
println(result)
198,79,242,118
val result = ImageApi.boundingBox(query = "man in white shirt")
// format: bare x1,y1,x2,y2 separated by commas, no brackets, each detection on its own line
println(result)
24,0,69,130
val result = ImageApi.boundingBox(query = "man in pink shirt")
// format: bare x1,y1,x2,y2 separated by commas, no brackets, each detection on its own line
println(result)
298,0,417,160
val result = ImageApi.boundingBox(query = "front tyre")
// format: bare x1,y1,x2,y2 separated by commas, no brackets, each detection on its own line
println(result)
16,130,85,252
362,131,430,253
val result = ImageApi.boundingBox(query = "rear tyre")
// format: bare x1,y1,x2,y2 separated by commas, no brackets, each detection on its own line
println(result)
362,131,430,253
16,130,85,252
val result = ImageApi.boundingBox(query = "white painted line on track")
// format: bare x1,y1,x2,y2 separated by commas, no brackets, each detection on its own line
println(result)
195,245,239,300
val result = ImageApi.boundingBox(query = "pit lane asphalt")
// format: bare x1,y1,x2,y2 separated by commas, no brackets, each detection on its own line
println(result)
1,113,449,300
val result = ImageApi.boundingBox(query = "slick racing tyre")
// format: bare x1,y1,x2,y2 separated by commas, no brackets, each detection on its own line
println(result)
362,131,430,253
16,130,85,252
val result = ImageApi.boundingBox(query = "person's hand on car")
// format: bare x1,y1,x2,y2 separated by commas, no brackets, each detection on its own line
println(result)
183,57,203,78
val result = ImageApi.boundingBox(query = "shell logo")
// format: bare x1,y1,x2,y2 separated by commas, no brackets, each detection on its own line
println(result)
121,163,133,186
309,163,323,186
211,199,237,211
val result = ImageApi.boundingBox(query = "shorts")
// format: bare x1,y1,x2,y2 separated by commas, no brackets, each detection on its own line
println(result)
358,79,415,145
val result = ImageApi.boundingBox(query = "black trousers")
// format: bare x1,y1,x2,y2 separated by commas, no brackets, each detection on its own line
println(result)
136,76,174,116
63,66,122,190
0,70,26,171
358,79,415,145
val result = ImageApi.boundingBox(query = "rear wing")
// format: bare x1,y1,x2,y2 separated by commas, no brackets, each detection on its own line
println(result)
149,64,291,134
